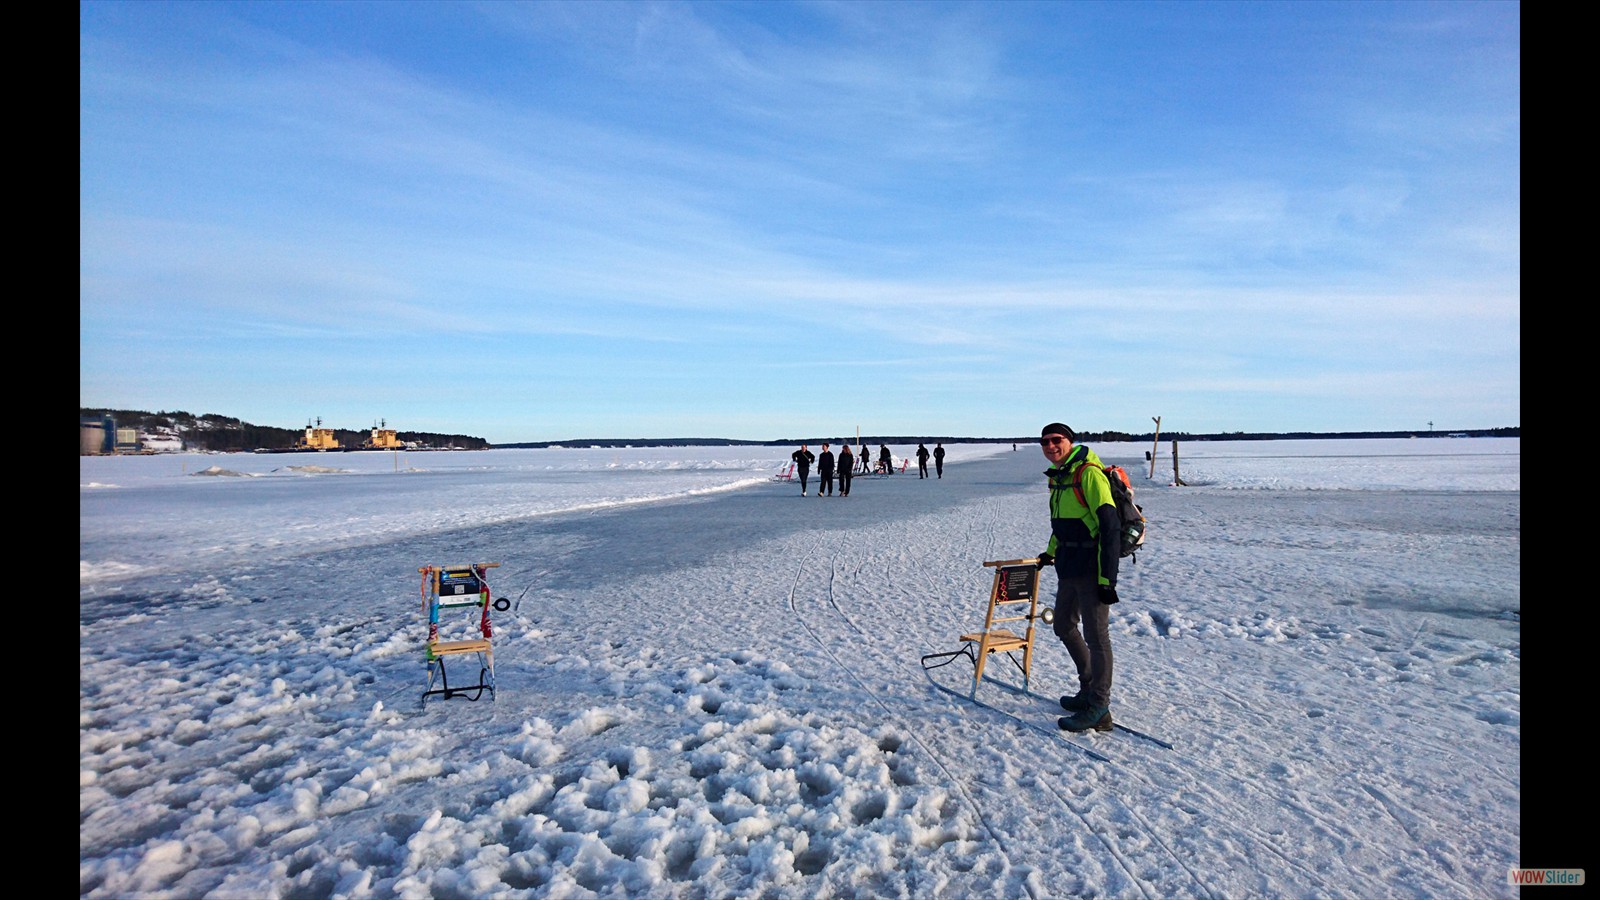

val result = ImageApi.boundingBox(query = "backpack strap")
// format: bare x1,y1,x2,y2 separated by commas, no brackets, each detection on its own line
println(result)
1069,459,1105,509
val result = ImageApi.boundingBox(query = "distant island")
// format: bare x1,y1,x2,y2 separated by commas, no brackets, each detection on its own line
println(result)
80,408,491,454
80,407,1518,455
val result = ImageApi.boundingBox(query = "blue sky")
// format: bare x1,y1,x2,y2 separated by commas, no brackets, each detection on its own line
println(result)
80,1,1519,444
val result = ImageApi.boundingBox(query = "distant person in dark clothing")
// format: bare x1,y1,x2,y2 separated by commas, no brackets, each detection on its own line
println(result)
934,443,946,478
792,445,815,496
915,443,930,478
817,443,835,496
860,443,871,474
838,444,854,496
879,444,893,475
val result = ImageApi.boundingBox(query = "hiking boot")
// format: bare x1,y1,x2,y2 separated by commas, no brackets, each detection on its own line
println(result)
1058,706,1112,733
1059,692,1092,713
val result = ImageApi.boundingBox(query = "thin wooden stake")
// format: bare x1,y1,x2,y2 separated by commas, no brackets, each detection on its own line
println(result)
1148,416,1162,479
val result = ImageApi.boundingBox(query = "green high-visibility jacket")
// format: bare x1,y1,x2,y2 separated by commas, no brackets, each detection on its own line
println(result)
1041,444,1121,587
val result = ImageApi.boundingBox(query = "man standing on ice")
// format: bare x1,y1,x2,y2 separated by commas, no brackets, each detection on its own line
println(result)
837,443,853,496
1034,422,1121,733
817,443,836,496
791,444,815,496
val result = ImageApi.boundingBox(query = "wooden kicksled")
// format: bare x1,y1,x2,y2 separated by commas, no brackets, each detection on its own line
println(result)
920,558,1053,698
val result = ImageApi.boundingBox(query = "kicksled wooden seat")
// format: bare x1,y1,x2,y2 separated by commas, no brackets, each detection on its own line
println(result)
420,562,501,705
921,558,1053,698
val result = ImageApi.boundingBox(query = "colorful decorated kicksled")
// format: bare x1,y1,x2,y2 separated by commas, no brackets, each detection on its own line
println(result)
419,562,502,704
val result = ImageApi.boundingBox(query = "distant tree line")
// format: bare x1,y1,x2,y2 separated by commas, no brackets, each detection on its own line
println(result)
79,408,490,452
498,426,1518,449
82,407,1518,453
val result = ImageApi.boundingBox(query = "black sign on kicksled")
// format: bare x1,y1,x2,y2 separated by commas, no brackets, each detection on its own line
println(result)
439,567,483,596
1000,565,1035,601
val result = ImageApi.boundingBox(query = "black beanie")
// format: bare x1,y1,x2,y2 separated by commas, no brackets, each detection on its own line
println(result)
1041,422,1075,440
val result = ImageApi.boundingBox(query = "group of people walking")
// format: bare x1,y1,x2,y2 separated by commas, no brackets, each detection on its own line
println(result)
787,444,841,497
914,442,945,479
789,441,946,496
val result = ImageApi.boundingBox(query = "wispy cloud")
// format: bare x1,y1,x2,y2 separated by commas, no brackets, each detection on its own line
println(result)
79,1,1519,440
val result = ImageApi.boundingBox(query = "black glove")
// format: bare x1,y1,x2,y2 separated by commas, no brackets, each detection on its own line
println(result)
1099,584,1120,605
1036,553,1054,569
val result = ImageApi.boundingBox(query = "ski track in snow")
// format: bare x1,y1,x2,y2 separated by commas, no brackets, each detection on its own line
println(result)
792,547,1049,898
796,536,1214,899
786,483,1511,897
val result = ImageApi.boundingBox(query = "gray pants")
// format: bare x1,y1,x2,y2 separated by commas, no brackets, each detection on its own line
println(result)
1053,574,1113,708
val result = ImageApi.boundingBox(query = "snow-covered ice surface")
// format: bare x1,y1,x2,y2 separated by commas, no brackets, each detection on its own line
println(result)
80,439,1520,898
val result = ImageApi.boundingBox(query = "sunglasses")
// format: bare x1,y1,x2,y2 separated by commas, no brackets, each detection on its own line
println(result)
1039,436,1066,446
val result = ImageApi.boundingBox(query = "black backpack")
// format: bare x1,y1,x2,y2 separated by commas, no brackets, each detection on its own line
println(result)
1070,461,1147,562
